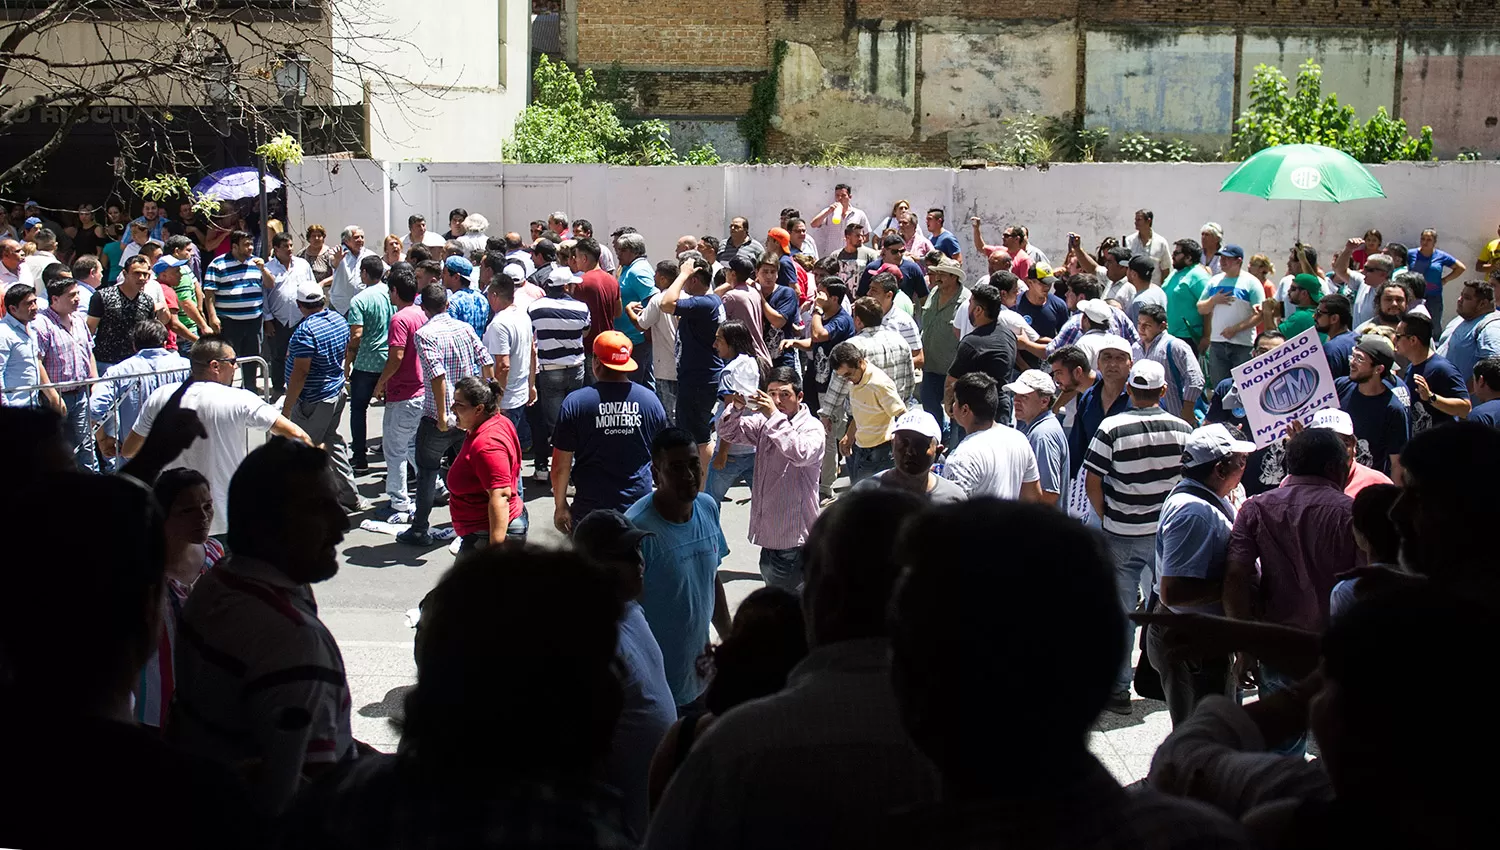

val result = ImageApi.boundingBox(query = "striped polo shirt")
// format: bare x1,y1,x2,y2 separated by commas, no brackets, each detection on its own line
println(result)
203,254,265,321
286,308,351,403
527,291,591,369
168,555,355,812
1082,406,1193,537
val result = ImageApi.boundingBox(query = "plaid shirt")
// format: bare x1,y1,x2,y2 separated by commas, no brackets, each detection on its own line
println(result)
33,307,93,386
1047,303,1140,355
416,312,490,421
820,327,915,423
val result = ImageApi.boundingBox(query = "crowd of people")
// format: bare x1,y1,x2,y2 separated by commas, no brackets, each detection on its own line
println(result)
2,186,1498,848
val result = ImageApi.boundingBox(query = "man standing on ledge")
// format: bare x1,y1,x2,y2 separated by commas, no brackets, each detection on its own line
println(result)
551,331,668,534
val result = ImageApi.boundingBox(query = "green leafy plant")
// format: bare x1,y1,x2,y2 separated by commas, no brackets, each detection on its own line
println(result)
1232,60,1433,162
504,55,707,165
255,132,304,169
983,113,1054,167
684,142,722,165
1044,113,1110,162
1114,133,1198,162
1457,148,1483,162
130,174,221,218
740,40,788,162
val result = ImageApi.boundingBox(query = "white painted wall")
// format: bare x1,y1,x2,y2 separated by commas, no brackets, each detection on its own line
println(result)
333,0,529,161
289,158,1500,315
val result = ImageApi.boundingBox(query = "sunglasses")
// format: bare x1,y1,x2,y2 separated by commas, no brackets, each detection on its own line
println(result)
213,356,239,366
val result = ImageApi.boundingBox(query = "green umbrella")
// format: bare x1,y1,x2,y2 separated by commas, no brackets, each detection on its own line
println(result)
1220,143,1385,237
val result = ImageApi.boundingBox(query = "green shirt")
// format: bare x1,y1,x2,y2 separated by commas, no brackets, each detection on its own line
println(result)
345,283,397,373
1278,305,1317,339
1164,265,1209,343
919,285,969,374
174,269,200,334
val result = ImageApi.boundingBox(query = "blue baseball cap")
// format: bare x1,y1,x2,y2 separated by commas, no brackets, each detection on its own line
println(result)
443,256,473,277
1217,244,1245,260
152,255,187,275
23,216,41,229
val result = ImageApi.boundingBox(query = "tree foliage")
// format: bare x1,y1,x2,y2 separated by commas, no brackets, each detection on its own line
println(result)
1233,60,1433,163
504,56,719,166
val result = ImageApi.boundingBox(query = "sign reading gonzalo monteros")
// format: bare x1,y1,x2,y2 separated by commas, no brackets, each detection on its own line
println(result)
1231,327,1339,448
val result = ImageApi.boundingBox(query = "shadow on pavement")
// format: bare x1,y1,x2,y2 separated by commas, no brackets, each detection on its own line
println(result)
344,541,440,569
1090,697,1166,732
359,684,414,720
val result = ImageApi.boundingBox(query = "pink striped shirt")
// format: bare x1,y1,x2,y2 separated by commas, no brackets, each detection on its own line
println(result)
33,307,93,385
717,402,826,550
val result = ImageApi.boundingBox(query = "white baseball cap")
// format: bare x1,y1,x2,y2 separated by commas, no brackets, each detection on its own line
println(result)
546,266,582,289
295,281,325,304
1079,299,1112,324
1128,359,1166,390
1003,369,1058,397
1183,423,1257,466
1095,336,1132,357
893,410,942,441
1310,408,1355,436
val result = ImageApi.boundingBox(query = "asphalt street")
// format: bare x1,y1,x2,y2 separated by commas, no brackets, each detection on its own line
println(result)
306,405,1175,782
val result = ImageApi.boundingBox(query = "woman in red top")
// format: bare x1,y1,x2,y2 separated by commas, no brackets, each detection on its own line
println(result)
448,376,527,552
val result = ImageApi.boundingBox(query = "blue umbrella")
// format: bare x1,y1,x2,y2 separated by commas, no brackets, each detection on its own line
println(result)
192,167,283,201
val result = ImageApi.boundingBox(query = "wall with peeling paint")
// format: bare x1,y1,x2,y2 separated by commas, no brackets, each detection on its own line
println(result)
920,22,1077,147
1085,30,1238,148
1240,33,1397,119
1402,34,1500,157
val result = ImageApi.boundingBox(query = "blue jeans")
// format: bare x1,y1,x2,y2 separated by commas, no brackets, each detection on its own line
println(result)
348,368,381,462
383,397,423,512
705,451,756,502
59,389,98,472
657,378,678,427
457,505,530,552
759,546,804,592
1258,664,1309,757
502,405,532,452
411,416,466,534
1424,292,1443,328
1209,342,1252,388
629,339,655,391
1106,531,1158,694
920,370,949,443
848,441,894,484
530,365,584,471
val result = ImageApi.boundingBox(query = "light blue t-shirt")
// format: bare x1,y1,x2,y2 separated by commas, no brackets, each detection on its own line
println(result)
608,601,678,839
614,257,656,345
627,491,729,707
1022,411,1069,514
1439,310,1500,383
1153,479,1236,614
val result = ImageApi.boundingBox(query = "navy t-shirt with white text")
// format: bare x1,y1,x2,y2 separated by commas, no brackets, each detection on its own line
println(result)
551,381,669,519
1015,293,1071,340
1335,376,1409,474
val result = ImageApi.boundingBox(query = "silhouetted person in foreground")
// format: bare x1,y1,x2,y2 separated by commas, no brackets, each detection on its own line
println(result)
887,498,1250,849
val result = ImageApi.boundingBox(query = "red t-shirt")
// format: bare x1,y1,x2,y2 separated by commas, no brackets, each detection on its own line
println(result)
446,413,523,537
384,305,428,402
160,284,180,351
574,269,622,346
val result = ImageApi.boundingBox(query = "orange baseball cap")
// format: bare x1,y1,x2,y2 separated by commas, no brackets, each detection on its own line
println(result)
593,330,638,371
766,227,791,252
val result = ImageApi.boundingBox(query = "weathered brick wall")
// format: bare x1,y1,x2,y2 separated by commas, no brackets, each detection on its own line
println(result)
610,69,764,116
575,1,771,69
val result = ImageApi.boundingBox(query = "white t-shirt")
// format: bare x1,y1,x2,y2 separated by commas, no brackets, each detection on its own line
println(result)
637,291,679,381
482,306,534,410
132,381,281,536
1103,278,1137,307
330,248,375,315
1126,232,1172,286
401,231,446,250
1205,272,1264,347
264,256,317,327
941,424,1040,499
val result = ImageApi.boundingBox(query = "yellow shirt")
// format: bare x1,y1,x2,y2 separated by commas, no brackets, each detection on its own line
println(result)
849,363,907,447
1480,238,1500,266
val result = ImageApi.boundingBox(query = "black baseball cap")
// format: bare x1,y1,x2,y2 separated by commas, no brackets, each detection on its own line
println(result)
572,510,652,559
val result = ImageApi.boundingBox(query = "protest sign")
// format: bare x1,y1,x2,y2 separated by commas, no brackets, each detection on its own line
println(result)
1230,327,1338,448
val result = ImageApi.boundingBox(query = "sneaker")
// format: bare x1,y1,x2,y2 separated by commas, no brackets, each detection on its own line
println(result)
385,510,413,525
1104,690,1133,715
818,494,837,508
533,468,551,483
395,529,433,546
352,458,370,473
431,527,457,541
344,498,374,514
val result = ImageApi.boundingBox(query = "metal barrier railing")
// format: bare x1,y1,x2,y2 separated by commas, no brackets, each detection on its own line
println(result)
5,355,269,401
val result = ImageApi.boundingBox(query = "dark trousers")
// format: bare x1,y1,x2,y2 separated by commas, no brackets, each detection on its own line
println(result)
411,416,466,534
529,364,584,472
1145,608,1236,726
629,339,656,391
219,317,263,393
457,506,530,553
265,318,292,394
348,368,381,462
920,370,949,443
